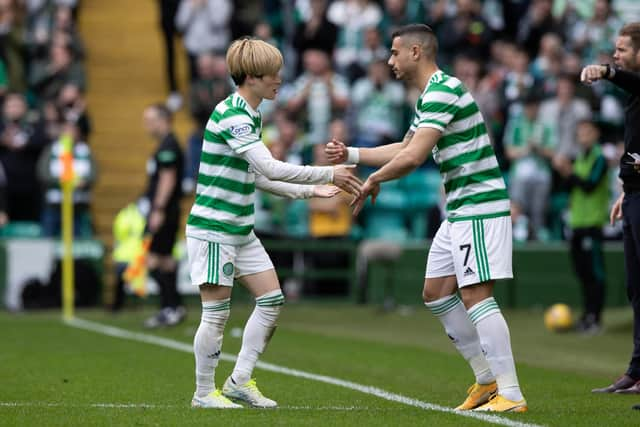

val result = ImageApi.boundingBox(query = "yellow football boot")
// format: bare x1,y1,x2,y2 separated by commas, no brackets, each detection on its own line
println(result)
474,394,528,413
455,382,497,410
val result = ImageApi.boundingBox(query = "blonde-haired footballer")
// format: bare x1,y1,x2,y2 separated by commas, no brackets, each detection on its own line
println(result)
187,38,362,408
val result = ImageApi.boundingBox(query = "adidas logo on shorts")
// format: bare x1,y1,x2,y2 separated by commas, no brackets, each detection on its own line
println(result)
464,266,475,277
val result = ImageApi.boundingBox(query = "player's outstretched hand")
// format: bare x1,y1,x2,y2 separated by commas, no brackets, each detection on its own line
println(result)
332,164,362,196
325,138,348,164
580,65,607,84
350,177,380,216
312,185,341,198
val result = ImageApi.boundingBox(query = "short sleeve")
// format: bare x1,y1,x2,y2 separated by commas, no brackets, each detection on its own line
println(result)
208,111,261,154
415,88,460,132
156,146,179,169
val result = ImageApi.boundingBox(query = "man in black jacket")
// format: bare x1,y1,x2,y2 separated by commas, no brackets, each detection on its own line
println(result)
581,23,640,398
142,104,185,328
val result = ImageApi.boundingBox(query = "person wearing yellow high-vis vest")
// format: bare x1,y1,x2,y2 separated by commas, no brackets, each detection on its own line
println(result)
555,119,610,334
109,201,146,311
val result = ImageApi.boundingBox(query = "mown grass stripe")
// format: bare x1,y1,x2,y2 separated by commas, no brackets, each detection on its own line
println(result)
66,318,542,427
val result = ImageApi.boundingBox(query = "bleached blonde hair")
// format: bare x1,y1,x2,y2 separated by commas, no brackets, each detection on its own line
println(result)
226,37,283,86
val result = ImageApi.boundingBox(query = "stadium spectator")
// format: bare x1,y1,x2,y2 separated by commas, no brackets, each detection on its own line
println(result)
262,111,305,165
291,0,338,76
452,54,501,139
345,26,389,83
554,119,609,334
54,83,90,139
37,121,96,237
284,48,350,147
504,92,555,241
184,52,233,192
379,0,426,45
499,45,536,121
538,73,592,160
306,120,353,296
0,92,48,222
157,0,182,111
568,0,623,65
28,42,85,103
530,32,563,83
327,0,383,76
253,21,278,49
26,4,84,61
175,0,233,82
516,0,559,59
432,0,493,67
141,104,185,329
0,0,27,92
351,58,405,149
586,22,640,397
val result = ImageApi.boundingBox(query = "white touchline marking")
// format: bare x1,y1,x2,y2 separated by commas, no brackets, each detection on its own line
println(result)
65,318,543,427
0,402,364,411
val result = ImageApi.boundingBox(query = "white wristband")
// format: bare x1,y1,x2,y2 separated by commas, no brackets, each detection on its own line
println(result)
346,147,360,164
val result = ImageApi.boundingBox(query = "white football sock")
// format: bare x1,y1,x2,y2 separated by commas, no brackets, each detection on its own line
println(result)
231,290,284,385
425,294,495,385
468,297,524,401
194,299,230,397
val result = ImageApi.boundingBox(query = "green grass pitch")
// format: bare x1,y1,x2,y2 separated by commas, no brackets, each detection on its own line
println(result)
1,303,639,426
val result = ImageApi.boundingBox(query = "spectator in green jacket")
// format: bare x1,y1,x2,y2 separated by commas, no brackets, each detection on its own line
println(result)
554,119,610,334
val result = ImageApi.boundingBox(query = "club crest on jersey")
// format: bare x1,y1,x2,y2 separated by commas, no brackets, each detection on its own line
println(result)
230,124,252,137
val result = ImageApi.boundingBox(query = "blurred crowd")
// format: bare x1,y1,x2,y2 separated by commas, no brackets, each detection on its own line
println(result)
162,0,639,246
2,0,640,246
0,0,94,238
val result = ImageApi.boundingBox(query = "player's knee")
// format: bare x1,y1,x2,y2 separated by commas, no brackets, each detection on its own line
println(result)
422,286,440,303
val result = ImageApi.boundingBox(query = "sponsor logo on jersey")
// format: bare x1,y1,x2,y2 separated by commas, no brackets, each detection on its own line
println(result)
230,124,252,137
464,266,475,277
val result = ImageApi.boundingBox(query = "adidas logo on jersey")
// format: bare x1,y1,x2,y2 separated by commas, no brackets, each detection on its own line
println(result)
464,267,475,277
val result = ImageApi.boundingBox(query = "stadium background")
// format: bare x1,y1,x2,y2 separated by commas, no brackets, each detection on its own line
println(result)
2,1,640,425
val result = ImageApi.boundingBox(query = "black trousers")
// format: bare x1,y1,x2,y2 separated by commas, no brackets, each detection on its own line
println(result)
158,0,180,93
569,227,606,322
623,191,640,379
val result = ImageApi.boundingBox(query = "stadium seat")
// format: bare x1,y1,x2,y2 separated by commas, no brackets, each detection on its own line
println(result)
284,199,309,238
363,211,408,242
400,169,442,210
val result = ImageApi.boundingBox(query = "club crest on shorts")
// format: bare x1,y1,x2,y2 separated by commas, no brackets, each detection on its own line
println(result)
223,262,234,277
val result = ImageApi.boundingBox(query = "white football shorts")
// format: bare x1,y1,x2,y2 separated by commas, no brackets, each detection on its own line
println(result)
187,237,274,287
425,215,513,287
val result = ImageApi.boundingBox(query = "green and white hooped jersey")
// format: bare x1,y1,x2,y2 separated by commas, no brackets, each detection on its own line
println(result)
410,70,510,222
186,92,262,245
